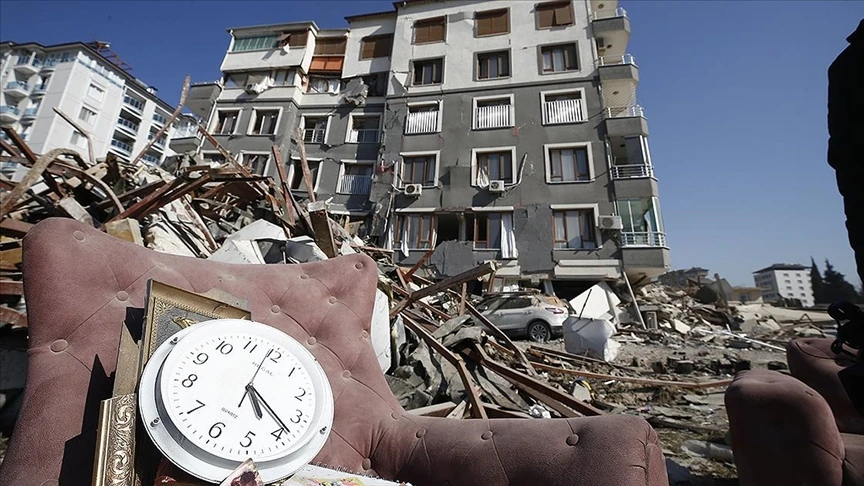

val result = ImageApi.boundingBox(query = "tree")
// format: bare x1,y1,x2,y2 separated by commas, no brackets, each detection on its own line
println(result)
822,259,862,303
810,257,825,304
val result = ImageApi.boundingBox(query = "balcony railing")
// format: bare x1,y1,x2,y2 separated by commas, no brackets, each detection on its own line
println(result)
173,124,202,139
405,110,439,134
474,104,512,130
611,164,654,179
152,113,168,126
347,129,379,143
5,81,29,92
338,174,372,195
31,83,47,95
22,108,38,118
303,128,327,144
604,105,645,119
0,106,21,116
117,117,140,134
542,99,584,125
142,154,160,165
148,133,166,148
592,7,627,21
621,231,666,247
597,54,636,67
123,95,144,113
110,139,133,154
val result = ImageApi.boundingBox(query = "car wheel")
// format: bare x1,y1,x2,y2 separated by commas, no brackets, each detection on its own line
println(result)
526,321,551,343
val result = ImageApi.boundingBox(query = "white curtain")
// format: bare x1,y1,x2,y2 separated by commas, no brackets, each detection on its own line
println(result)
476,163,490,188
501,213,518,259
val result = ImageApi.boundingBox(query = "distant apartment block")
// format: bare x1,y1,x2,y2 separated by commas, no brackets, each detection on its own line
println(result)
753,263,814,307
185,0,670,286
0,41,179,173
658,267,710,287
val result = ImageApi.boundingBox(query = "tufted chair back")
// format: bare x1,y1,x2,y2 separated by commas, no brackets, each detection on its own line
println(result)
0,219,668,486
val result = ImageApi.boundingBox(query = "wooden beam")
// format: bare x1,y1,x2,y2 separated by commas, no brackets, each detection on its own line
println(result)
0,306,27,327
294,126,316,203
403,247,435,281
0,280,24,296
389,262,497,318
52,107,96,165
0,218,33,238
0,148,77,215
307,201,338,258
0,127,66,197
270,145,296,225
130,75,190,166
529,362,733,390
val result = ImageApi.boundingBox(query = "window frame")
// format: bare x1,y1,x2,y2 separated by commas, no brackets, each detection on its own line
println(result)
474,8,510,37
287,157,323,193
471,146,517,186
471,212,505,250
539,87,587,125
212,109,242,135
413,16,447,44
411,57,445,87
299,113,332,145
399,150,440,188
549,203,601,249
230,35,278,53
345,113,382,144
246,107,283,136
336,159,375,195
539,43,579,74
536,1,575,29
393,212,437,250
78,105,97,125
360,34,393,60
475,49,511,81
543,142,595,183
472,93,515,130
87,83,105,102
405,100,443,135
313,37,347,56
240,151,272,176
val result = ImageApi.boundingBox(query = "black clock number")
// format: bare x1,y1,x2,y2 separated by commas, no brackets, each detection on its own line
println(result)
215,341,233,355
243,340,257,353
294,388,306,401
290,409,303,424
269,350,282,363
271,427,287,440
186,399,205,414
181,374,197,388
209,422,225,438
240,431,256,448
192,353,208,365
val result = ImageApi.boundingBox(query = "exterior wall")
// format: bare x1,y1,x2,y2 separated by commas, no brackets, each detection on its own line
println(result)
342,16,396,79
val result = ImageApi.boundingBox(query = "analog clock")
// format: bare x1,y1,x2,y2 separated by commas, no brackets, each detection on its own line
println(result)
139,319,334,483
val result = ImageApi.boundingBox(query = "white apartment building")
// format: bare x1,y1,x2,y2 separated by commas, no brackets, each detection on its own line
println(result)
0,41,177,169
753,263,814,307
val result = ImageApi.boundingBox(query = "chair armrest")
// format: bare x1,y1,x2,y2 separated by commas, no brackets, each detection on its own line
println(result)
726,369,845,486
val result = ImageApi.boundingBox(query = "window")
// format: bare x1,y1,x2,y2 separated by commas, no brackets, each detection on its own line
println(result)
473,96,513,130
232,35,278,52
70,131,87,149
405,103,440,134
361,35,393,59
412,58,443,86
338,163,373,195
347,115,380,143
79,106,97,124
474,149,514,184
783,273,789,276
541,90,585,124
273,69,294,86
215,110,240,135
475,9,509,36
314,38,347,55
288,159,321,192
242,153,269,176
553,210,597,249
472,213,502,249
279,30,308,48
546,145,591,182
401,154,437,186
394,214,435,250
362,72,388,97
249,109,279,135
202,152,226,165
301,116,328,143
477,50,510,80
87,84,104,101
414,17,446,44
306,76,341,94
541,44,578,73
536,1,574,28
618,197,665,246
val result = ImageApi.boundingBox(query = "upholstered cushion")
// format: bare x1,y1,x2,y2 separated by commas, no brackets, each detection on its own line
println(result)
787,338,864,434
0,218,668,486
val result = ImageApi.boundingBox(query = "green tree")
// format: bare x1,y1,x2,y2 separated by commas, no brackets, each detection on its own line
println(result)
810,257,825,304
822,259,862,303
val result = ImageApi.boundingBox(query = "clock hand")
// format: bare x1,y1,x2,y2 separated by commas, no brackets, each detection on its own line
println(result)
248,348,273,385
245,384,263,419
249,383,290,433
238,348,272,411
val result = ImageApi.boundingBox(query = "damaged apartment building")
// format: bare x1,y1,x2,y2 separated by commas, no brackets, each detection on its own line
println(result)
181,0,669,290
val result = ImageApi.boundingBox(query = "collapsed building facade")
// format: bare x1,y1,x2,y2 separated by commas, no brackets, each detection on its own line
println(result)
180,0,670,289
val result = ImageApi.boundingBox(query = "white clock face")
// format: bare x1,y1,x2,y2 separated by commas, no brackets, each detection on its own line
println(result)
163,333,317,462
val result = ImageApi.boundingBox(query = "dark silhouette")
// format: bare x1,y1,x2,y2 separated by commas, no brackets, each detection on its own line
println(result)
823,258,862,304
811,257,826,303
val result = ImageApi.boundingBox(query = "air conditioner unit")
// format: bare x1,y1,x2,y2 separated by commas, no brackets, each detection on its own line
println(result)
597,215,623,230
488,180,506,193
404,184,422,197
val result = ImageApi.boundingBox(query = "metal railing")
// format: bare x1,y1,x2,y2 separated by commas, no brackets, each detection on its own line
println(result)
405,110,439,134
474,104,512,130
348,129,379,143
611,164,653,179
116,117,140,133
123,95,144,112
303,128,327,144
15,56,41,68
173,125,202,139
142,154,160,165
621,231,666,247
542,99,584,125
152,113,168,125
22,108,38,118
592,7,627,21
604,105,645,119
110,139,133,154
338,174,372,195
597,54,636,67
0,106,20,116
148,133,166,148
31,83,47,94
5,81,29,92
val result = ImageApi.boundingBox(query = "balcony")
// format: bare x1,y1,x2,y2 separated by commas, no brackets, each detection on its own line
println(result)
109,139,133,156
604,105,649,137
5,81,30,98
0,106,21,122
597,54,639,83
473,104,513,130
142,154,161,165
41,59,58,72
621,231,666,247
122,95,145,116
303,128,327,144
31,83,48,97
542,98,585,125
337,174,372,195
611,164,653,179
592,7,630,57
152,113,168,127
116,117,140,136
405,110,439,134
14,57,41,75
148,133,166,150
170,124,203,152
21,107,38,121
186,82,222,118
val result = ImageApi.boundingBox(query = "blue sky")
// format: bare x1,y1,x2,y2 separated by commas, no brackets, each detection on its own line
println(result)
1,1,862,287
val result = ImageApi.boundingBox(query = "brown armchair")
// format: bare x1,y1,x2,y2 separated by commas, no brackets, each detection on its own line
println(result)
0,218,668,486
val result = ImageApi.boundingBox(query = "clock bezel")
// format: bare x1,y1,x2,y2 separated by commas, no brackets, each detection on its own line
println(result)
138,319,334,483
